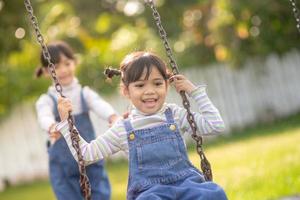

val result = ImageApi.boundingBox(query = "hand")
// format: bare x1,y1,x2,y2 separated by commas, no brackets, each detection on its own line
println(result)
48,123,62,144
169,74,196,94
122,111,129,119
57,97,73,121
108,114,119,127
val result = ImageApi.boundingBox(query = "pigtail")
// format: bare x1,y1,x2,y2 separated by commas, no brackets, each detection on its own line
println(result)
35,66,44,78
103,67,122,80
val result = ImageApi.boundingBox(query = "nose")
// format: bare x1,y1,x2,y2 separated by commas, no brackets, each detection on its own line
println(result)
144,86,155,95
57,65,68,75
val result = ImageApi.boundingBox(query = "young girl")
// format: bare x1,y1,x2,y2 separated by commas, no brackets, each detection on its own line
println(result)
56,51,228,200
35,41,118,200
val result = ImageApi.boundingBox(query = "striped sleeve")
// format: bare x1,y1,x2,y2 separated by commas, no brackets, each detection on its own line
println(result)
57,119,125,166
173,85,225,136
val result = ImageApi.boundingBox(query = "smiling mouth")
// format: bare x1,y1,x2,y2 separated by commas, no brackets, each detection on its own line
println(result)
59,76,70,80
142,99,158,107
143,98,157,102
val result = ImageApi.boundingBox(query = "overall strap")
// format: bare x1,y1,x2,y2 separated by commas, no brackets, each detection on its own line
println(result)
48,93,59,119
123,118,134,134
164,107,175,124
80,87,89,113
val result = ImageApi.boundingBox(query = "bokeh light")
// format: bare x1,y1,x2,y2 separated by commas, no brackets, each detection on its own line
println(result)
123,1,144,16
15,27,26,39
0,1,4,12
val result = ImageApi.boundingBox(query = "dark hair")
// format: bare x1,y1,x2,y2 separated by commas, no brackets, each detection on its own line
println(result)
35,41,75,78
104,51,170,87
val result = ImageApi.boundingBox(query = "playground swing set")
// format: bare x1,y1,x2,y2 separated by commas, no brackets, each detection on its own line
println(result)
23,0,300,199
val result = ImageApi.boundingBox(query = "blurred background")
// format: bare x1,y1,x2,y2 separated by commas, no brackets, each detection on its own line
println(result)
0,0,300,199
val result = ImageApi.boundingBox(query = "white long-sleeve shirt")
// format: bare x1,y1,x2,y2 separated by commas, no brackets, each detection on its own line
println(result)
57,85,225,165
36,78,117,132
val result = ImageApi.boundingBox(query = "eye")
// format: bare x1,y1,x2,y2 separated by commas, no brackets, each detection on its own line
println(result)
55,64,60,69
65,61,71,66
154,81,163,86
134,83,144,88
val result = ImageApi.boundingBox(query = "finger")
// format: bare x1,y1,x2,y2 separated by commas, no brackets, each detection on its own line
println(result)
169,75,176,83
172,74,185,81
58,97,64,103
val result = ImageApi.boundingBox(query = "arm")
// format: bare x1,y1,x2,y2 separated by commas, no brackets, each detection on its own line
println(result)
36,94,62,142
171,75,225,135
35,94,56,132
57,97,123,165
83,87,119,125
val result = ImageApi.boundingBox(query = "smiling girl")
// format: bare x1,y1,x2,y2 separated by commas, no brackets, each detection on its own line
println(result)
56,51,227,200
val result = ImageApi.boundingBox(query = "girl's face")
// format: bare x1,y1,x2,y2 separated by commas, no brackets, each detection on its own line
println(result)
45,54,76,86
123,66,168,115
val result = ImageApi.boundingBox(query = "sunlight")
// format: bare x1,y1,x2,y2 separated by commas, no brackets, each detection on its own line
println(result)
0,1,3,12
15,28,26,39
123,1,144,16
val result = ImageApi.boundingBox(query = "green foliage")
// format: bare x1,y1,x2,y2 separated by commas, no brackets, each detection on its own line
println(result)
0,0,299,118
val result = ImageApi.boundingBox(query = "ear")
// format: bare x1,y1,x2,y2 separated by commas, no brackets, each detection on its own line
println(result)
121,85,130,99
42,68,50,77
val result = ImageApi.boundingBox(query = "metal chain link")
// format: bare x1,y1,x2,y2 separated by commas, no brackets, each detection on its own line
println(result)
289,0,300,33
145,0,212,181
24,0,91,199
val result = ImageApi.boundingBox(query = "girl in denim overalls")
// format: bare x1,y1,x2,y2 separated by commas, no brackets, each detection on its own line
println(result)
35,41,118,200
57,51,228,200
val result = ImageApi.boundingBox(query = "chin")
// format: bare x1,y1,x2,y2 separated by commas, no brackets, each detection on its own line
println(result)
60,80,72,86
144,108,160,115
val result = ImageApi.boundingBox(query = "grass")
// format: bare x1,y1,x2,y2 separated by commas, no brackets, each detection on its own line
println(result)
1,114,300,200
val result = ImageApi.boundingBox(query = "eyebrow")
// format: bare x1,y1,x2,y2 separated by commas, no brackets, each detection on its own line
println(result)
136,78,164,82
153,78,164,81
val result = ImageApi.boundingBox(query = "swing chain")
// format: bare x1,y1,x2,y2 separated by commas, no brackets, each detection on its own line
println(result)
24,1,91,199
145,0,213,181
289,0,300,33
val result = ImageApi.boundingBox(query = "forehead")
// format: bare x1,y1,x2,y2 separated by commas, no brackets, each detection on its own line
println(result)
58,54,72,63
139,66,164,80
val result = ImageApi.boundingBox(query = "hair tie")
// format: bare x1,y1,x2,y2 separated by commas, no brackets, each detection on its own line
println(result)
103,67,121,79
35,66,44,78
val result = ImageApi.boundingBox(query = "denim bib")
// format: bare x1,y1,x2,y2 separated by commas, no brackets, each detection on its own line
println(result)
47,89,110,200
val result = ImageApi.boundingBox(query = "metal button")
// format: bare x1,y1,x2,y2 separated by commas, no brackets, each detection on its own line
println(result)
129,132,135,140
169,124,176,131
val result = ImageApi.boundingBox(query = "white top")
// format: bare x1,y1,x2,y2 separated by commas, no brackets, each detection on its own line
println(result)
36,78,117,132
57,86,225,165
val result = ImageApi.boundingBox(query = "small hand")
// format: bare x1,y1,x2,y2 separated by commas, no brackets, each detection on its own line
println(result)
169,74,196,94
48,123,62,144
57,97,73,121
108,114,120,127
122,111,129,119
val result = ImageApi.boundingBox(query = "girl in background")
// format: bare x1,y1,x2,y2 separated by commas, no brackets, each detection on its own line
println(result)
35,41,118,200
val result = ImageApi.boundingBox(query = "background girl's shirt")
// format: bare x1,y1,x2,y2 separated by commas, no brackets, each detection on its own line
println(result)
57,85,225,165
36,78,116,132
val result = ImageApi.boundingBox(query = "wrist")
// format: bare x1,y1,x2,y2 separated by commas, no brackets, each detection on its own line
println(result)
48,123,57,134
186,84,197,94
188,84,207,97
55,119,68,133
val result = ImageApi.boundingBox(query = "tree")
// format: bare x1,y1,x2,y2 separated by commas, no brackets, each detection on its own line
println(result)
0,0,299,120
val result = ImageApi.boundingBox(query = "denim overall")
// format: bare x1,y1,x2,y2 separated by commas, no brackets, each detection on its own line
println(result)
48,90,111,200
124,108,227,200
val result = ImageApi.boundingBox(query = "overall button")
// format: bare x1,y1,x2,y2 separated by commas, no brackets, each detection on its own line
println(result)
169,124,176,131
129,132,135,140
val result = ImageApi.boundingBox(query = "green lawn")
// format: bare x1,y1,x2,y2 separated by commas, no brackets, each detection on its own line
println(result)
1,115,300,200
